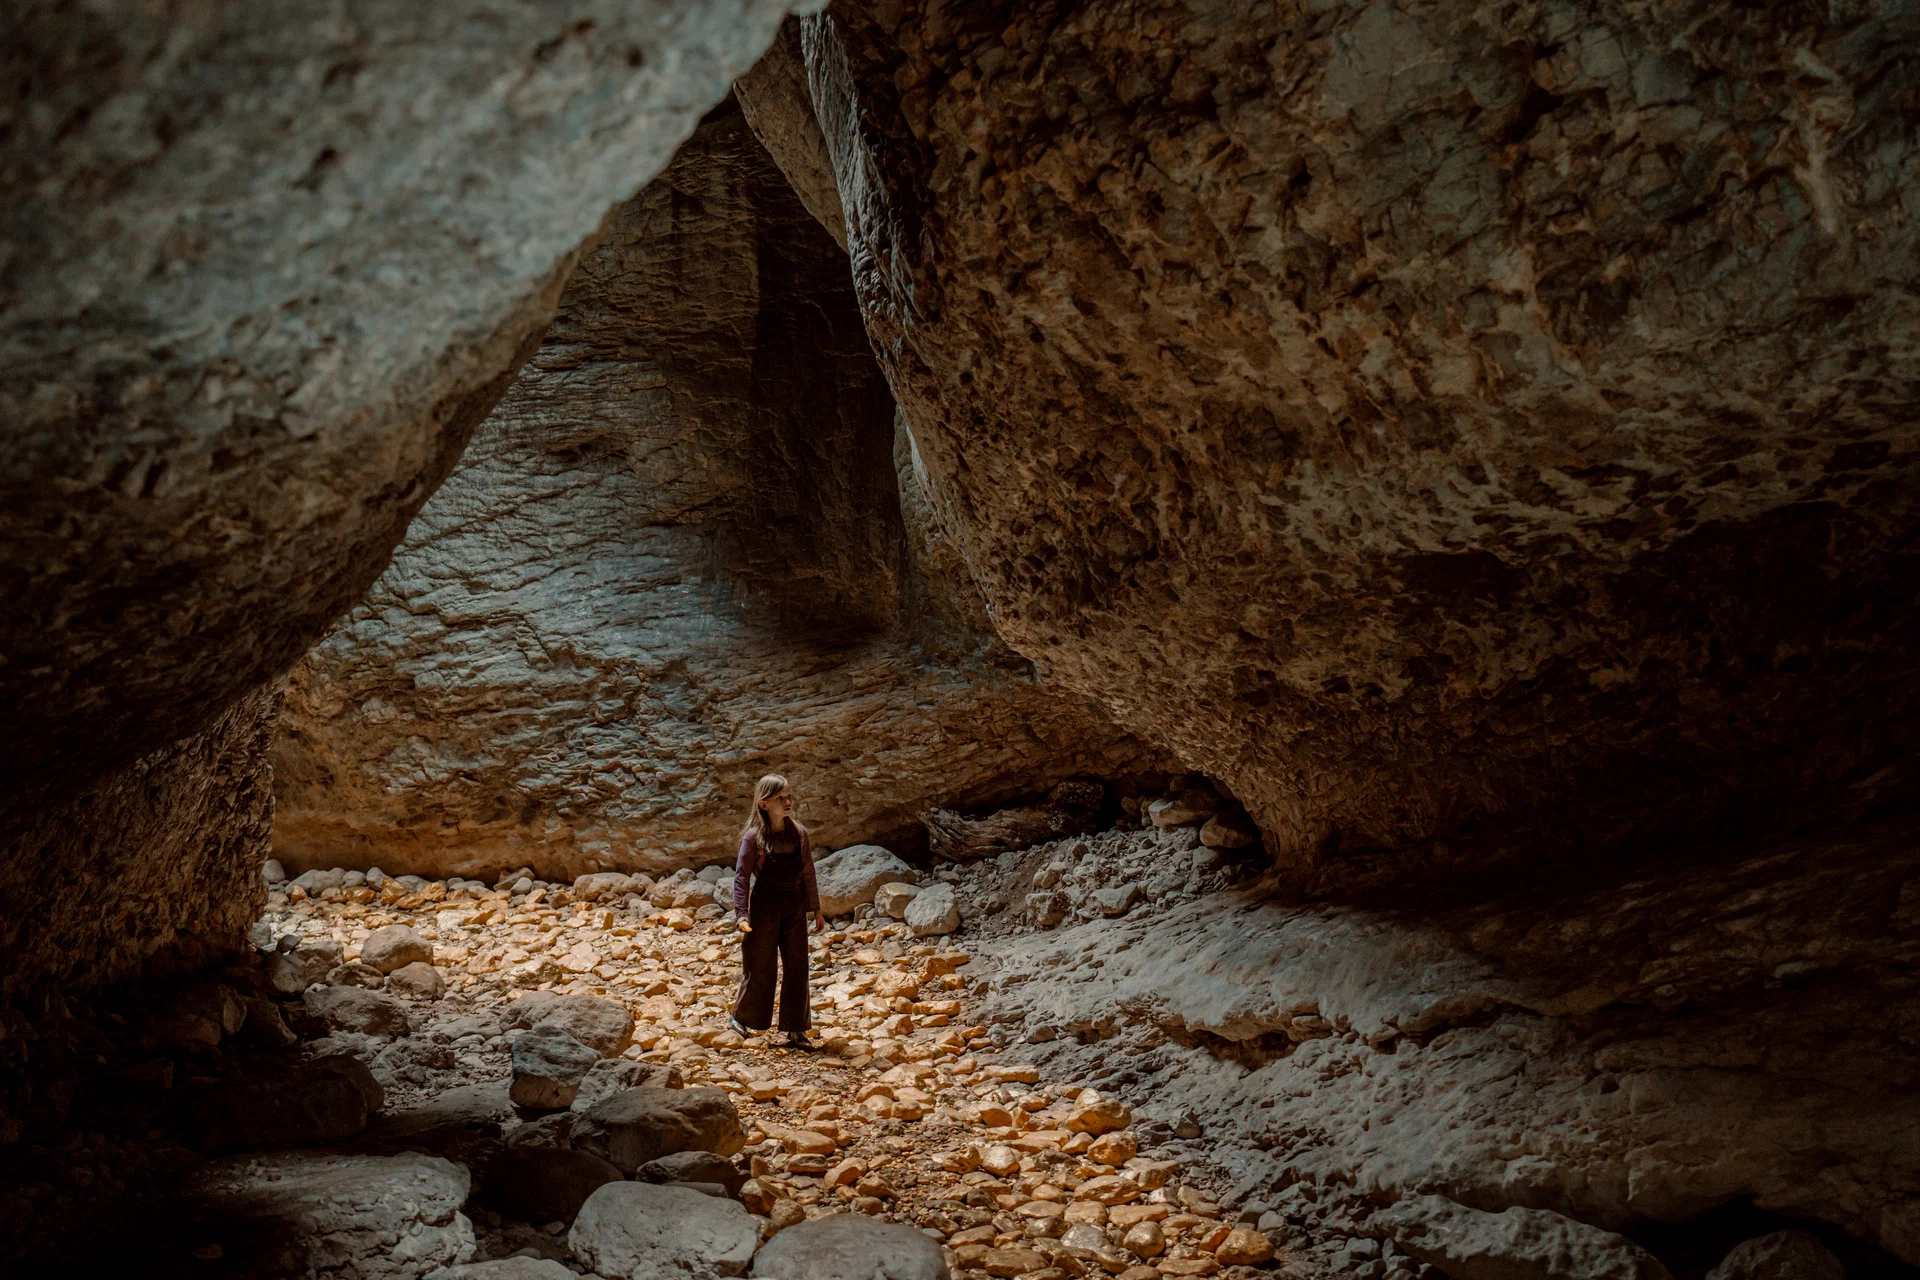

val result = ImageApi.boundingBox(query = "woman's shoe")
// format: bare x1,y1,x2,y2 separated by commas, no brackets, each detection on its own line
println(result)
729,1015,754,1039
782,1031,816,1051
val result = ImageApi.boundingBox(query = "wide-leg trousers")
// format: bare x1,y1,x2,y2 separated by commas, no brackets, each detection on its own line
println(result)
732,887,811,1032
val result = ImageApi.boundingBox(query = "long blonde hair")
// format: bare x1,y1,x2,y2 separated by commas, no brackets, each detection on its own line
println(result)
743,773,794,851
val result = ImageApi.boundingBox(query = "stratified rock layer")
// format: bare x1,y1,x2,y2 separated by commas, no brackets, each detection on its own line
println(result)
0,0,802,991
272,106,1154,879
979,818,1920,1264
788,0,1920,886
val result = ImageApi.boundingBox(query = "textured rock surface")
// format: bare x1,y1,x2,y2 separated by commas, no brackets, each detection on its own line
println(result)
186,1151,475,1280
271,104,1155,880
1706,1231,1845,1280
0,685,278,1000
571,1085,747,1175
814,845,920,917
978,817,1920,1262
1375,1195,1672,1280
0,0,806,995
570,1181,760,1279
750,1211,952,1279
782,0,1920,888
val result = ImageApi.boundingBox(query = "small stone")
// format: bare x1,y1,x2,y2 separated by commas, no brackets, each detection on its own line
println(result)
359,924,434,974
510,1028,600,1110
770,1199,807,1229
981,1144,1021,1176
1122,1220,1166,1258
262,859,287,884
1215,1227,1274,1266
325,961,388,989
1091,884,1142,917
1066,1097,1132,1134
386,961,445,1000
1077,1175,1141,1206
1088,1131,1138,1166
1148,790,1218,828
267,939,343,995
981,1247,1050,1277
639,1149,746,1195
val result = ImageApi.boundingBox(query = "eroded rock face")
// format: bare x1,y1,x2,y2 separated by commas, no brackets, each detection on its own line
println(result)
978,817,1920,1263
271,105,1156,879
780,0,1920,888
0,0,806,994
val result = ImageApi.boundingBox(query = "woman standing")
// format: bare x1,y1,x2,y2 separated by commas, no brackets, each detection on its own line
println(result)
729,773,823,1048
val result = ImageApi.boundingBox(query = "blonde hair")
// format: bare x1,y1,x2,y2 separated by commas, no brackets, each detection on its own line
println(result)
743,773,793,851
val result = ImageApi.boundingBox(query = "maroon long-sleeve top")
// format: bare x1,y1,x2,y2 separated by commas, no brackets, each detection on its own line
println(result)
731,819,820,917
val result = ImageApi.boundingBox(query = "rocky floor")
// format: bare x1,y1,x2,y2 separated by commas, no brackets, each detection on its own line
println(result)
1,814,1907,1280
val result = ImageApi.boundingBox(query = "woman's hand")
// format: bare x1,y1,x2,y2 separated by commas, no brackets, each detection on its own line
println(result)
738,919,752,933
811,912,825,933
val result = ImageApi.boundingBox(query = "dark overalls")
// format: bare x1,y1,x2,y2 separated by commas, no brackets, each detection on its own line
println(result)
732,826,812,1033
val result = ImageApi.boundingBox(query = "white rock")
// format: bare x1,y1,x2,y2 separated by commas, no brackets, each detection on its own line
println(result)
814,845,919,916
262,858,287,884
1092,883,1142,917
903,882,960,936
360,924,435,974
875,881,921,918
570,1181,759,1279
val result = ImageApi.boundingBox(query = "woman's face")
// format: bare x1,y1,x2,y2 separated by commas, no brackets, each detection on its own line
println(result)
761,788,794,820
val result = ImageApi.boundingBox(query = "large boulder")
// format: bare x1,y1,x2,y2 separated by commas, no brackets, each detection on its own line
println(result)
750,1212,950,1280
509,1028,600,1112
267,105,1156,882
571,1059,684,1115
571,1086,746,1175
1707,1232,1845,1280
772,0,1920,892
266,936,345,996
815,846,918,917
530,995,635,1058
483,1146,625,1227
0,0,812,997
1375,1197,1671,1280
301,985,412,1040
359,925,434,974
569,1182,759,1280
190,1054,383,1152
186,1151,474,1280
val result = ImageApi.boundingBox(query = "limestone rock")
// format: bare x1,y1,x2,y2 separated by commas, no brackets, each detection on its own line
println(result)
302,985,412,1040
816,847,919,917
787,0,1920,892
482,1145,625,1227
269,106,1152,882
429,1260,578,1280
268,937,344,995
574,872,651,902
191,1054,383,1152
1707,1232,1845,1280
570,1181,759,1279
874,882,921,919
360,925,434,974
387,962,446,1001
2,0,810,996
750,1211,951,1279
509,1028,600,1111
1377,1196,1670,1280
1026,891,1071,929
1091,885,1142,918
528,995,635,1058
187,1151,474,1280
429,1261,577,1280
977,820,1920,1263
571,1059,685,1114
639,1149,747,1195
903,883,960,937
572,1086,747,1175
326,961,388,990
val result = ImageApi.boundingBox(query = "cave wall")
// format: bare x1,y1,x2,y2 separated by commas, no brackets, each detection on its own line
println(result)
0,0,807,993
761,0,1920,891
270,105,1158,880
